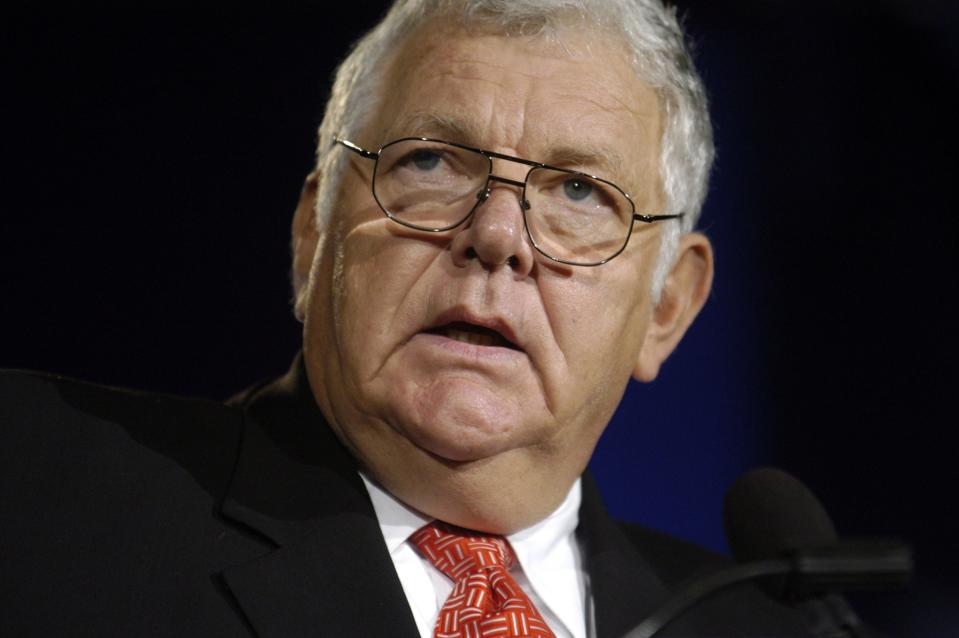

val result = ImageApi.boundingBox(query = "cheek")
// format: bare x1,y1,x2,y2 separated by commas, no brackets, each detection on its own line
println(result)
542,268,653,382
331,225,439,374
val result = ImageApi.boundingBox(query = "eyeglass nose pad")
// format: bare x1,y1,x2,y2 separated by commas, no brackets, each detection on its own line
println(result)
476,188,530,210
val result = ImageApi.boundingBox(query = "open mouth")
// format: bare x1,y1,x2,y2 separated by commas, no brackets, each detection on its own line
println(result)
424,321,521,351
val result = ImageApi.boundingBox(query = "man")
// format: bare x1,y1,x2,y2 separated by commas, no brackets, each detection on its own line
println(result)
1,1,812,636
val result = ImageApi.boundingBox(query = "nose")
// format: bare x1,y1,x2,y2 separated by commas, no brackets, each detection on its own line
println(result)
449,178,535,277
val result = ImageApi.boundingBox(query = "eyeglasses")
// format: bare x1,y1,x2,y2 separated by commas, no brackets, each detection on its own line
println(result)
334,136,683,267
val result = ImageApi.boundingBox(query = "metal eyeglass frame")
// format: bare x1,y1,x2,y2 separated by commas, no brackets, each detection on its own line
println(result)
334,135,684,267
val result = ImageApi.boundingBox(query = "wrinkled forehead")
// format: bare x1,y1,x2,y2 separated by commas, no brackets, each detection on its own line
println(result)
366,19,664,188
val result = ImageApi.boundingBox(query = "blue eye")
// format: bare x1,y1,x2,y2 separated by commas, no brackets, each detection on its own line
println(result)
563,178,593,201
411,150,441,171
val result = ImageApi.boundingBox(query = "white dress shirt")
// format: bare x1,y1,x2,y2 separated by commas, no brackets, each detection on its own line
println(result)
359,473,589,638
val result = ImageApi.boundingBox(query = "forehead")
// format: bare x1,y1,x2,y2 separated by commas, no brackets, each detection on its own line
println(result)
373,22,663,182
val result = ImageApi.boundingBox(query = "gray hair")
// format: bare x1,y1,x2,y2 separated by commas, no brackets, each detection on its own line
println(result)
296,0,713,312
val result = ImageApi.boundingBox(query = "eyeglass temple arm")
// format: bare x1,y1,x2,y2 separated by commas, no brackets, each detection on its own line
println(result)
334,137,379,160
634,213,685,223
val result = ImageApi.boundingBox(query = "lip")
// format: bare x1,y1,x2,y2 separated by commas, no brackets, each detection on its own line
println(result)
422,307,524,353
412,331,527,362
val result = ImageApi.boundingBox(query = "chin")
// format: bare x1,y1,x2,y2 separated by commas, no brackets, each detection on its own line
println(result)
400,413,523,464
397,380,549,463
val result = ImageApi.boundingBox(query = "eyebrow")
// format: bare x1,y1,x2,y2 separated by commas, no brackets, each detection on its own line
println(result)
541,143,628,179
386,112,630,182
386,112,486,147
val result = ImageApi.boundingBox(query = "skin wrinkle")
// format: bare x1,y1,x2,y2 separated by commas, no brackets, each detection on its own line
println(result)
452,205,568,418
375,164,566,413
310,7,709,269
398,98,638,194
488,267,562,419
297,22,711,533
367,223,538,410
508,35,632,438
356,231,441,384
546,114,655,202
502,40,616,424
490,205,571,420
335,152,466,387
465,144,573,422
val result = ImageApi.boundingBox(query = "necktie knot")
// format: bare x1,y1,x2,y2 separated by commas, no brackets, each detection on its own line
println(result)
411,522,515,580
411,521,555,638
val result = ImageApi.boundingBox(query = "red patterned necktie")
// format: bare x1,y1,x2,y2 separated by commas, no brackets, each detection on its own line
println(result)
411,521,556,638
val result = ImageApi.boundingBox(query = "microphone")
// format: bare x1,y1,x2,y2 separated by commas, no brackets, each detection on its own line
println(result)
623,468,911,638
724,468,910,636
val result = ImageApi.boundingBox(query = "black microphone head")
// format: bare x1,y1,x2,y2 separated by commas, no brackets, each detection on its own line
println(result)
723,467,837,564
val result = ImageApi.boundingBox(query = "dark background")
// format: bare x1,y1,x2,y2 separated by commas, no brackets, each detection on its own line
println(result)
3,2,956,635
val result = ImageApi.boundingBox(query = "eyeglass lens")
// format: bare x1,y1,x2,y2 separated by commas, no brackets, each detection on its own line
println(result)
373,139,633,264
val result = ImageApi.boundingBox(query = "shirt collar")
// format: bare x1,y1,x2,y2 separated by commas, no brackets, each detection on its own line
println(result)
359,472,581,557
508,479,581,568
360,473,585,638
507,480,584,638
359,472,432,554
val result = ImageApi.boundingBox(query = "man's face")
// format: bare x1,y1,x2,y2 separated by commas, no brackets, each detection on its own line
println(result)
298,24,690,531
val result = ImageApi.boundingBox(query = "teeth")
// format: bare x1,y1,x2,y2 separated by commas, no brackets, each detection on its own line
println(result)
445,328,498,347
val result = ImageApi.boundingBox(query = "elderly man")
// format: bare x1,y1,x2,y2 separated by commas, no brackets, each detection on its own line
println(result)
1,1,813,637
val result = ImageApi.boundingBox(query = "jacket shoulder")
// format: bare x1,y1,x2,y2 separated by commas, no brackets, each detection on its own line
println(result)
0,370,260,635
615,519,729,584
0,368,243,495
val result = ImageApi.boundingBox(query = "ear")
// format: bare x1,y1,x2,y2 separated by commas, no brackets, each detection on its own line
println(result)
634,231,714,382
292,170,321,320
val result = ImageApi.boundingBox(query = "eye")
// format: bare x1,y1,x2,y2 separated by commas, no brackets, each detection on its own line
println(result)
563,178,593,201
409,149,442,171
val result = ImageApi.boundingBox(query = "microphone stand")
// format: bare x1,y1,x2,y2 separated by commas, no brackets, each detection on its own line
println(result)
624,559,791,638
623,541,910,638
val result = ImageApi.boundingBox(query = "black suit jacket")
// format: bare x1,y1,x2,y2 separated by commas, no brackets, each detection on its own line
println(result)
0,357,811,637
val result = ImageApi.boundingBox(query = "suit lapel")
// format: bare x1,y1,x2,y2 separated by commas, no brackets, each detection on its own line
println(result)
219,512,419,638
218,356,420,638
219,358,668,638
578,474,670,638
